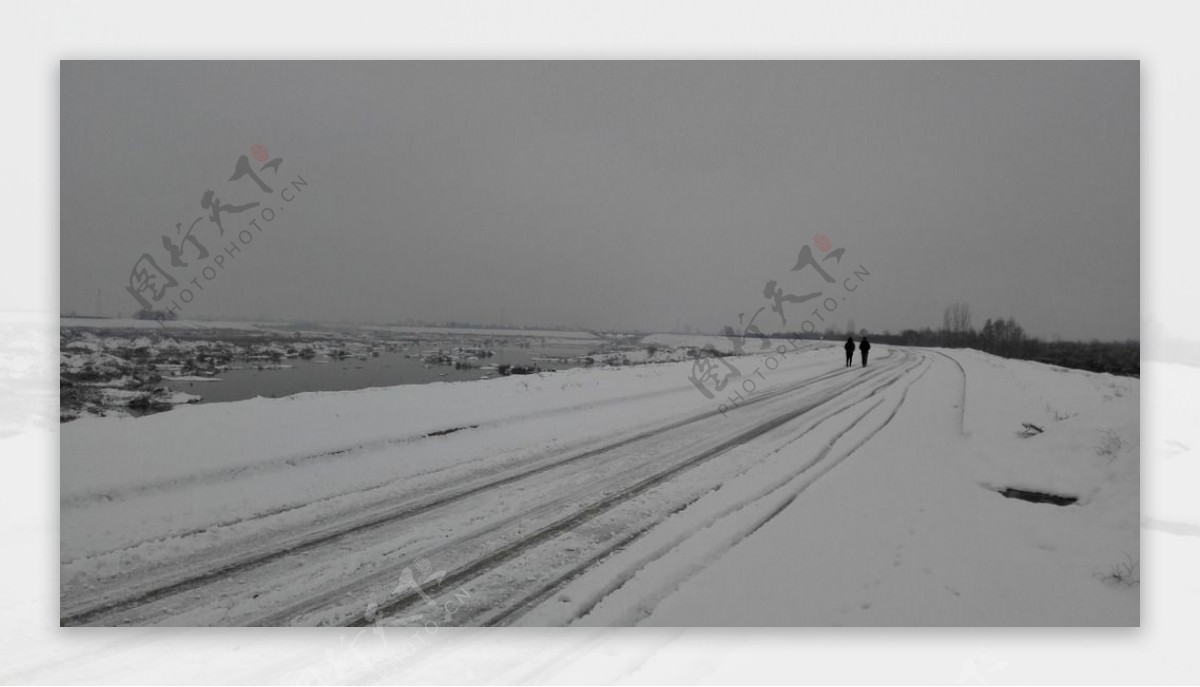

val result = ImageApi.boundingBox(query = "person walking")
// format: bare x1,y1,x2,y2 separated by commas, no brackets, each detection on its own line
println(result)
859,336,871,367
844,336,855,367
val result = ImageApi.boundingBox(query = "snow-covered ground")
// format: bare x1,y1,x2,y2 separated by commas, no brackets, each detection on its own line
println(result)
58,342,1138,626
588,350,1138,626
365,325,600,341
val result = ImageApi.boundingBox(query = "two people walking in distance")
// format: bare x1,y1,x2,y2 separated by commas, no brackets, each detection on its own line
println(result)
844,336,871,368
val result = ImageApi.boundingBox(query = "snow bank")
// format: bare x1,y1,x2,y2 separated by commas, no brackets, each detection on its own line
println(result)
577,348,1139,626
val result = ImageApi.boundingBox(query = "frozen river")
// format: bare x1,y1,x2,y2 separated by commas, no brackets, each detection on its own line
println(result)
161,343,595,404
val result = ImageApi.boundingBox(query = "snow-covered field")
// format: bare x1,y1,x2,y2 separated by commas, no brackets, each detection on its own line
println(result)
365,325,600,341
58,343,1138,626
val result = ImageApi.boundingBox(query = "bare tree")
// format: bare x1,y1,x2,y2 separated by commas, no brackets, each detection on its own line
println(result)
953,303,972,335
942,302,974,346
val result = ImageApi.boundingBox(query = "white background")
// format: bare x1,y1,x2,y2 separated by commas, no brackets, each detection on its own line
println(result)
2,1,1196,683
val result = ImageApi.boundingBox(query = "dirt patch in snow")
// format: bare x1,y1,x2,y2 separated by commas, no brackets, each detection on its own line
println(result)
995,487,1078,506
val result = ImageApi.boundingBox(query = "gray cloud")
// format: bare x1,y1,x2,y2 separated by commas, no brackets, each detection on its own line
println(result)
61,61,1138,340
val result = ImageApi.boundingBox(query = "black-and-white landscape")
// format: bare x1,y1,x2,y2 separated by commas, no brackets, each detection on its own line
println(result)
59,61,1139,627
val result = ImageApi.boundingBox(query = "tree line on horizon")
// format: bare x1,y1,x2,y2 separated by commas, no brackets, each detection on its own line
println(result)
770,302,1139,377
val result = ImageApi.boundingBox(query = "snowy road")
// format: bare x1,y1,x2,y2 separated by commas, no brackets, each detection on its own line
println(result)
60,342,1136,627
60,344,927,626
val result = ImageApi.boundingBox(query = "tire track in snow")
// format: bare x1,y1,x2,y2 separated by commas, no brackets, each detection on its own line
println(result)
61,354,863,625
65,351,851,570
925,348,967,436
61,365,747,508
65,346,836,508
245,354,911,626
266,358,909,626
481,353,932,626
563,355,932,626
324,352,923,628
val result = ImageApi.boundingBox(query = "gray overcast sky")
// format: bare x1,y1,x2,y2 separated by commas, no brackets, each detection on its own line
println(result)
61,61,1138,340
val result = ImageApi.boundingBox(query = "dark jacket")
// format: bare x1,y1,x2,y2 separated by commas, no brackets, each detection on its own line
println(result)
859,338,871,351
844,338,855,352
